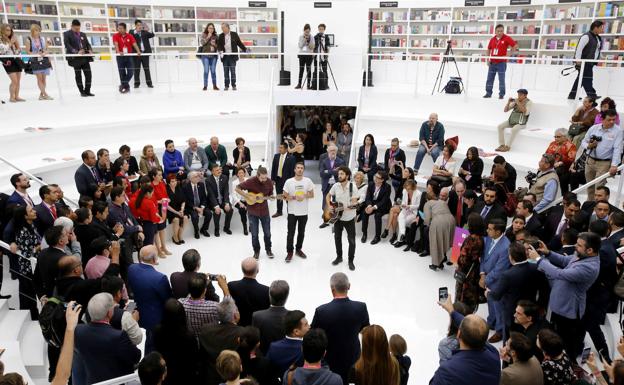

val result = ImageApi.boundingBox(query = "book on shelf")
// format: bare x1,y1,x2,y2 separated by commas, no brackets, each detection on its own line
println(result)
86,35,109,47
505,25,541,35
543,5,593,19
370,10,408,21
598,54,624,67
411,38,444,48
451,38,486,49
108,6,150,19
605,20,623,34
372,38,407,47
410,9,451,21
239,10,277,21
516,39,539,50
452,25,493,34
53,36,61,46
240,24,277,33
62,5,106,17
373,24,406,34
544,24,589,34
453,9,496,21
153,8,195,19
411,24,448,34
154,22,196,33
60,21,107,32
196,9,237,19
4,3,58,15
602,37,622,51
543,38,579,50
498,8,541,20
158,36,195,46
596,3,623,17
241,38,277,46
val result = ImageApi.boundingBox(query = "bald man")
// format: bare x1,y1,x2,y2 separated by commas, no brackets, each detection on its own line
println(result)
227,257,270,326
414,113,445,174
205,136,229,172
431,296,501,385
127,245,173,353
184,137,209,174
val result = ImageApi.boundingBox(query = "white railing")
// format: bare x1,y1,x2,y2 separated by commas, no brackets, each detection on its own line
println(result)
92,372,139,385
348,85,364,169
264,67,276,168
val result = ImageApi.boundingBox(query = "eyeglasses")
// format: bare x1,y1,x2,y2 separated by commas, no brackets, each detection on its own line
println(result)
554,135,564,138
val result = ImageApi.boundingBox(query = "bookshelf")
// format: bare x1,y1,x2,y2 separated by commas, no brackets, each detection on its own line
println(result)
369,0,624,64
0,1,279,59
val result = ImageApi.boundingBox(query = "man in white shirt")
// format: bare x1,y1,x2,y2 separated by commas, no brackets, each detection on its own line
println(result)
327,166,359,271
283,162,315,262
217,23,248,91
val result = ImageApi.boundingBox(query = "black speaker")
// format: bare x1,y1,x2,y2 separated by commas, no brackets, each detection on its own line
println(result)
278,11,290,86
362,70,373,87
364,12,374,87
279,70,291,86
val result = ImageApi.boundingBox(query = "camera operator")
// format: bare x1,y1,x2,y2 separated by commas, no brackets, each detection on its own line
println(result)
528,154,561,213
580,109,623,200
179,272,230,336
313,23,330,90
296,24,315,89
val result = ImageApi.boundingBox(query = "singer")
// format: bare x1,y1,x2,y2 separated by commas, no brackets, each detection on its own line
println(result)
296,24,315,89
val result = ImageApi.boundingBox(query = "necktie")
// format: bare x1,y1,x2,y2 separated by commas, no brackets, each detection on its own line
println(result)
216,177,222,204
193,185,200,206
489,240,497,254
456,198,462,226
481,205,491,219
91,167,99,182
278,155,284,178
50,204,57,220
557,218,569,236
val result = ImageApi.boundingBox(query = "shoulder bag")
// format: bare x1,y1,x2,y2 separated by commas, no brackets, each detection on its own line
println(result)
27,37,52,73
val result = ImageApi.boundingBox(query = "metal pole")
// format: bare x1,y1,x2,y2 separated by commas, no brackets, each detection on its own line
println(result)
52,54,64,102
575,60,585,101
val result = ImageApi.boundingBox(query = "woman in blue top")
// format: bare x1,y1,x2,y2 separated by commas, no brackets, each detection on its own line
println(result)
162,139,185,179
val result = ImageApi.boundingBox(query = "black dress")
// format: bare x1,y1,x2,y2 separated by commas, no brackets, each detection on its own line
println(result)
166,184,185,223
459,158,484,192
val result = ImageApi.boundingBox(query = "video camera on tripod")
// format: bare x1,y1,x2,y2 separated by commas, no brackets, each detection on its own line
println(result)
432,40,464,95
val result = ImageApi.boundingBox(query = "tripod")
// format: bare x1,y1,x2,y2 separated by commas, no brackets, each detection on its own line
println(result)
308,34,338,91
432,40,464,95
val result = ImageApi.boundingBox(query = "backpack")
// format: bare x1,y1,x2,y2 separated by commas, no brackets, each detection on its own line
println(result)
443,77,462,94
39,296,68,348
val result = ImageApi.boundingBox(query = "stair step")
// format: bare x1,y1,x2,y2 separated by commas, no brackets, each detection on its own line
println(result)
21,321,47,368
0,340,35,385
0,309,30,341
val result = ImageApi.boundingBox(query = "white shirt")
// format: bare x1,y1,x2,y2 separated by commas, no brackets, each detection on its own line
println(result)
190,151,203,171
283,177,314,216
328,181,358,222
434,156,457,176
230,178,247,206
224,33,232,53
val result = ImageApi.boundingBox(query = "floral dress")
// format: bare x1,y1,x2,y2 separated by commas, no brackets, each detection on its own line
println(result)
454,234,484,312
15,224,40,276
542,353,575,385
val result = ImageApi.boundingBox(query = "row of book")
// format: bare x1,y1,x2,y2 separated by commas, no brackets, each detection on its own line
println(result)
543,24,590,35
372,38,407,47
4,2,57,15
452,25,494,34
596,2,623,17
8,18,57,31
158,36,195,46
372,24,406,34
239,25,277,33
410,38,447,48
153,8,195,20
543,39,579,50
241,38,277,46
154,22,195,33
410,10,451,21
239,10,277,21
505,25,541,35
453,9,496,21
107,6,150,19
371,11,409,21
87,35,110,47
196,9,237,20
498,9,540,20
411,25,448,34
604,20,623,34
543,6,594,19
62,5,106,17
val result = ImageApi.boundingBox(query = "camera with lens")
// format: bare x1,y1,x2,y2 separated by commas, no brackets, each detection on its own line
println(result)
589,135,603,142
284,136,296,149
525,171,538,185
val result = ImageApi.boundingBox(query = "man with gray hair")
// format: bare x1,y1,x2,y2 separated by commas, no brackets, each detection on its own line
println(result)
184,137,209,174
199,297,243,385
217,22,247,91
228,257,270,326
384,137,406,192
311,273,370,384
73,293,141,385
127,245,173,353
252,280,290,354
205,136,229,171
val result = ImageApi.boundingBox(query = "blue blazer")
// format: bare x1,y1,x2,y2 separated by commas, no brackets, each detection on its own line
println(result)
266,337,304,379
537,252,600,319
319,156,345,192
481,236,511,287
127,263,173,330
356,145,378,173
34,203,55,236
74,163,99,198
73,322,141,385
7,191,29,207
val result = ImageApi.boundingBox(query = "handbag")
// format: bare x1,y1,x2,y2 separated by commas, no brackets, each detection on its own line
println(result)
501,183,518,217
568,123,585,137
431,175,452,187
27,37,52,73
454,262,474,285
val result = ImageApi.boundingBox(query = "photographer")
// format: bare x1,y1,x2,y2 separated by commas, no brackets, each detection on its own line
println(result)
313,24,330,90
179,272,230,336
580,109,623,200
296,24,315,89
526,154,560,213
496,89,532,152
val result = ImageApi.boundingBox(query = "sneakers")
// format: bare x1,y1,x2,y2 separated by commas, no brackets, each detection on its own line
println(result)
266,250,274,259
295,250,307,259
285,252,293,263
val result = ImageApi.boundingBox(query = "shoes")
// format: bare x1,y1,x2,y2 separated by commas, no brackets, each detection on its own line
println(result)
295,84,301,89
200,229,210,237
499,95,504,99
172,238,180,245
179,239,185,244
80,92,89,97
370,237,380,245
203,86,207,91
488,332,502,343
232,86,237,91
483,94,492,98
361,235,367,243
410,245,419,253
244,228,249,236
85,92,95,97
194,231,200,239
39,94,53,100
253,251,259,260
162,249,172,256
495,145,510,152
147,84,154,88
266,250,274,259
296,250,307,259
348,261,356,271
319,222,329,229
389,233,398,244
395,240,406,248
224,87,229,91
332,257,343,265
272,213,282,218
224,228,232,235
214,231,220,237
567,96,576,100
420,250,430,257
428,264,439,271
381,229,389,239
213,85,219,90
285,252,293,263
134,84,140,88
403,244,412,252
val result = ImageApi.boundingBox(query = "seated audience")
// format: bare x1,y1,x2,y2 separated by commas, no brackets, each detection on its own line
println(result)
139,144,163,176
500,332,544,385
496,88,532,152
162,139,185,179
267,310,309,378
252,280,290,354
438,301,471,363
165,174,186,244
414,113,445,174
183,171,213,239
384,138,406,192
430,144,457,188
458,147,483,192
537,328,575,385
230,167,249,235
228,257,270,327
388,164,414,200
117,144,139,176
357,133,378,180
206,164,233,236
170,249,220,301
179,272,229,335
348,324,400,385
205,136,229,171
233,137,252,176
569,96,599,148
184,137,209,175
283,328,343,385
361,171,391,245
546,128,576,194
391,180,421,248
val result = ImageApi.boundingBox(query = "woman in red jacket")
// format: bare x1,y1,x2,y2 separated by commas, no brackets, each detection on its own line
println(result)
130,184,161,247
149,168,171,257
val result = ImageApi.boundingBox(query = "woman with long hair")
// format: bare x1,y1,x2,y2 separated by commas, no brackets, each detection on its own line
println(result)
430,144,457,188
349,325,400,385
166,174,186,245
129,184,160,246
454,211,485,312
153,299,200,385
458,146,483,192
0,23,24,102
393,180,421,249
12,205,40,319
230,167,249,235
322,121,337,151
139,144,162,176
149,168,171,256
199,23,219,91
113,157,132,196
357,134,378,181
25,24,53,100
505,215,526,242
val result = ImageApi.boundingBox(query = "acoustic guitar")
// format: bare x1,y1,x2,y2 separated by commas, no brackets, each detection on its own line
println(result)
322,201,360,225
244,192,287,206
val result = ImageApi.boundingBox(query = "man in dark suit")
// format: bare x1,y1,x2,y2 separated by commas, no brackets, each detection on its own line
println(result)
447,179,468,227
130,19,154,88
73,293,141,384
63,19,94,97
270,143,295,217
217,23,247,91
361,171,391,244
228,257,270,327
466,186,507,224
76,201,123,266
252,280,290,355
515,200,542,236
127,245,173,353
311,272,369,384
487,242,540,341
74,150,105,200
205,165,232,236
33,185,59,236
266,310,309,378
540,199,582,249
33,226,69,298
608,212,624,249
170,249,220,301
491,155,517,191
384,138,407,192
199,298,243,385
182,171,213,239
581,186,622,216
7,173,34,207
319,145,345,213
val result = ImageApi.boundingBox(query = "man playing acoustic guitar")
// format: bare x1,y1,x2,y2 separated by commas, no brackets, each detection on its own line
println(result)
326,166,360,271
235,166,275,260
